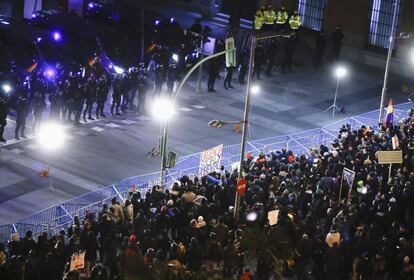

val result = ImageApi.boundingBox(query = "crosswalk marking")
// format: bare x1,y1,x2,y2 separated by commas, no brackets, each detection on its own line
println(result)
192,105,205,109
74,130,89,136
91,126,105,132
105,123,121,128
179,107,192,112
120,119,137,125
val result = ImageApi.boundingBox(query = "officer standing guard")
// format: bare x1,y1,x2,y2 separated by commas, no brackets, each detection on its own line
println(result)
111,76,122,116
238,49,249,85
224,62,234,90
137,69,148,115
96,74,108,118
32,92,46,133
289,10,302,32
254,9,264,31
266,39,277,77
263,5,276,31
207,58,219,93
0,90,8,143
72,77,85,126
276,7,289,31
14,94,28,140
83,74,97,122
62,74,74,122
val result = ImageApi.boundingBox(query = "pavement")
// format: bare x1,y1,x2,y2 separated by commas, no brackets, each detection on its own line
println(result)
0,2,414,225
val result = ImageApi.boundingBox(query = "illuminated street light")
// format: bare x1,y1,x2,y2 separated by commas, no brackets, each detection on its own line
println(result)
251,85,260,95
335,66,347,78
324,65,348,118
2,84,11,94
52,31,62,42
44,68,56,79
172,53,179,62
151,97,175,121
114,65,125,75
37,122,66,151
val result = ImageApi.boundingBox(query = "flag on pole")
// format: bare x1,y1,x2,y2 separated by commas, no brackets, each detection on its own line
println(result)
384,98,394,128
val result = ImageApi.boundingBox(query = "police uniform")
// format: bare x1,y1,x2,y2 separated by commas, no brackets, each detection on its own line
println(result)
72,78,85,125
153,65,164,96
14,95,28,140
83,75,97,121
32,92,46,132
224,64,234,89
238,50,249,85
253,46,264,80
166,65,178,94
111,76,122,115
289,11,301,31
263,6,276,31
276,7,289,31
62,77,74,122
254,10,264,31
96,75,108,118
266,40,277,77
0,93,8,143
137,72,148,115
207,59,219,93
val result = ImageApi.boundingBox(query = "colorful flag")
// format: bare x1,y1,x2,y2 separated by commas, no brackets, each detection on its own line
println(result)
384,98,394,128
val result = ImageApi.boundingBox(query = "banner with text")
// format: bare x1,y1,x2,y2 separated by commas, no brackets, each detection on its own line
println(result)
199,144,223,177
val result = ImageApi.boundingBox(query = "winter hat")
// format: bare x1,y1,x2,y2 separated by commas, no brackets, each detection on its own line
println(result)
129,234,137,243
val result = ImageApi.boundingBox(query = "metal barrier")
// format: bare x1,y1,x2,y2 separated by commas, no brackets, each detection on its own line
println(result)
0,102,412,243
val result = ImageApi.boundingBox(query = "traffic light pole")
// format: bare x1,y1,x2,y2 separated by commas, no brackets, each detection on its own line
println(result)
159,48,237,188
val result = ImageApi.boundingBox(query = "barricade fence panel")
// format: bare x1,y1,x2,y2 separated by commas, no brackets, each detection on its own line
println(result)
1,102,412,243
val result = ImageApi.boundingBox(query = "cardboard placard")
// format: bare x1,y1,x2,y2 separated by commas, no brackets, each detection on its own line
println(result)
378,150,403,164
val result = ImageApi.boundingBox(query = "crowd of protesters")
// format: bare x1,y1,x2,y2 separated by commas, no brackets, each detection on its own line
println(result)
2,109,414,279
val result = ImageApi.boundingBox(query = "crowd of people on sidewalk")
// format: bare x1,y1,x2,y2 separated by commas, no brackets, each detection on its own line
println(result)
2,108,414,279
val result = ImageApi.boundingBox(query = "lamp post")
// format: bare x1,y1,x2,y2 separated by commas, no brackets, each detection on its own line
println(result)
324,66,347,118
157,48,237,188
378,0,411,124
233,32,291,222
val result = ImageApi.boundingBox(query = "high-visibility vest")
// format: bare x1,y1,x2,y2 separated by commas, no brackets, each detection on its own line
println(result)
254,14,264,30
289,15,301,29
263,10,276,25
276,11,288,25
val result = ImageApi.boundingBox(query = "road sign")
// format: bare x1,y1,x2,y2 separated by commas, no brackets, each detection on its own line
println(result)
236,178,246,194
225,37,236,67
377,150,403,164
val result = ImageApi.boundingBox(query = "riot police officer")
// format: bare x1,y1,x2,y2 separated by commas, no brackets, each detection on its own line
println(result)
73,77,85,125
166,64,178,94
14,94,28,140
49,82,62,120
0,91,8,143
96,74,108,118
153,64,164,96
32,92,46,133
238,49,249,85
111,75,122,116
207,59,219,93
137,69,148,115
62,74,74,122
83,74,96,122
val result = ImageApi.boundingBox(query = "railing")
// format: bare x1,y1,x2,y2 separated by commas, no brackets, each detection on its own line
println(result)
0,102,412,243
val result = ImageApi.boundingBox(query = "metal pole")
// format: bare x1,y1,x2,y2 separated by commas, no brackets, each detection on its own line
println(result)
196,36,205,93
378,0,399,124
234,35,256,222
159,48,236,187
160,120,168,188
332,77,340,118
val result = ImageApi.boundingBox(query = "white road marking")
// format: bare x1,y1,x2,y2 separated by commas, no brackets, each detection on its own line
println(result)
192,105,205,109
179,107,192,112
105,123,121,128
120,119,137,125
91,126,105,132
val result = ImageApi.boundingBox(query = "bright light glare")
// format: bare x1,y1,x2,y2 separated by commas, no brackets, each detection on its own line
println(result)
361,186,368,194
251,85,260,95
172,53,179,62
246,211,258,222
114,65,125,74
2,84,11,93
1,21,10,25
151,97,175,121
170,17,175,23
37,123,66,151
44,68,55,79
155,20,160,26
335,66,347,78
52,31,62,42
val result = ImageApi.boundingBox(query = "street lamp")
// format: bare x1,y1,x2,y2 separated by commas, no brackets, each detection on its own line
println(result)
151,97,175,188
378,0,411,124
2,84,11,94
324,66,347,118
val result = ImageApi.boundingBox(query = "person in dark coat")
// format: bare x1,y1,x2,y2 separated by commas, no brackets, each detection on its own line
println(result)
186,238,203,271
238,49,249,85
224,64,234,89
332,26,344,61
314,30,327,67
207,59,219,93
325,242,343,280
